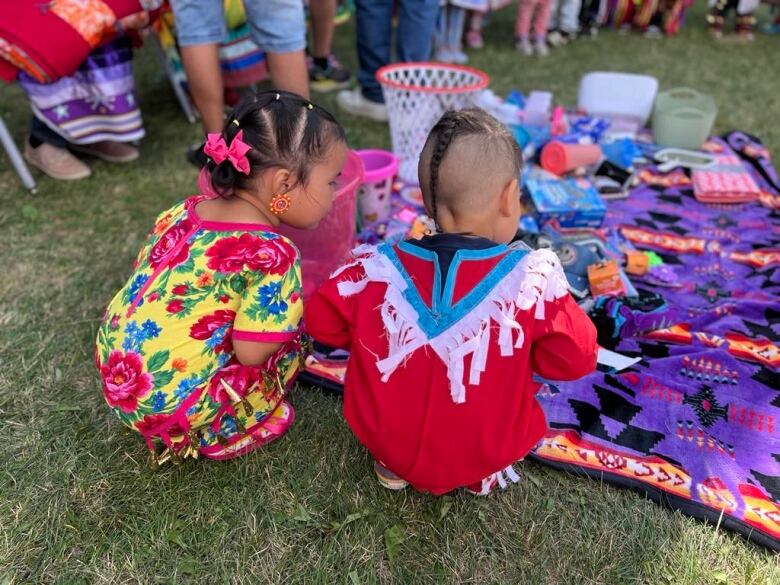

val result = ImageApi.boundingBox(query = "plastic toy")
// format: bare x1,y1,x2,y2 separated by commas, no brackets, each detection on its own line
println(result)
355,149,398,224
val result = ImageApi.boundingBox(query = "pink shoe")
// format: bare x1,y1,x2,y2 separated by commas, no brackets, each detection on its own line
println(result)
465,30,484,49
199,400,295,460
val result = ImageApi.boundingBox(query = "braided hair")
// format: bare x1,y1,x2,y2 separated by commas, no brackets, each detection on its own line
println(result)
204,90,346,197
422,108,521,228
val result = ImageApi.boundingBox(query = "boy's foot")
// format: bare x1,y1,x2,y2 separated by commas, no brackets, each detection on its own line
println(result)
374,461,408,490
515,37,533,56
465,30,484,49
70,141,139,163
24,140,91,180
336,87,388,122
310,55,352,93
534,38,550,57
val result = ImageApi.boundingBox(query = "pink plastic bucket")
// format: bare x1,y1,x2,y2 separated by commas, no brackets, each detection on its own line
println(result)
278,150,364,301
355,149,399,225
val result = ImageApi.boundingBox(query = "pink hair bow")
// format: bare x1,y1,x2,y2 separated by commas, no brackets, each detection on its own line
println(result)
204,130,252,174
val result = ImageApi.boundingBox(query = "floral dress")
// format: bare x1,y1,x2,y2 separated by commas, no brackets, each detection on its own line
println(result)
96,196,304,463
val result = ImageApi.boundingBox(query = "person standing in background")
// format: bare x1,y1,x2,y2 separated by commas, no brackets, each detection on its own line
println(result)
170,0,310,159
337,0,439,122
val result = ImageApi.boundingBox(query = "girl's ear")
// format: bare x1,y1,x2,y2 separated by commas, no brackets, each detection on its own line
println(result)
498,178,520,218
269,167,292,195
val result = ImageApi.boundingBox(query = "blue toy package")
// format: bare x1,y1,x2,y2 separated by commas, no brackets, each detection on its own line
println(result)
524,177,607,228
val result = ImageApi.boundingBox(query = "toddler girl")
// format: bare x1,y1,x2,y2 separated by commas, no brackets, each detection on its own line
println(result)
96,90,347,465
516,0,554,55
306,109,597,495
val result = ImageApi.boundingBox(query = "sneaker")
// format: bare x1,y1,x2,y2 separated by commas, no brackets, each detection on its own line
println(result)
465,30,484,49
374,461,408,490
336,87,388,122
70,141,139,163
548,29,567,46
450,48,469,64
24,140,91,181
434,47,456,63
534,38,550,56
761,22,780,34
309,55,352,93
515,37,533,56
186,142,207,168
643,25,663,38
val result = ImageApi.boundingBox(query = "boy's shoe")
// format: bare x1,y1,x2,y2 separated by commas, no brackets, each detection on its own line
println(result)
534,38,550,56
374,461,408,490
310,55,352,93
465,30,484,49
70,141,139,163
336,87,388,122
515,37,533,56
24,140,91,180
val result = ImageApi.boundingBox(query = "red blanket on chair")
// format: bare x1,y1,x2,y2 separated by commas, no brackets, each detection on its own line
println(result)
0,0,146,83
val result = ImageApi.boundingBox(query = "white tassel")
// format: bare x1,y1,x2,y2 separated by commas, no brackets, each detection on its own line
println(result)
333,246,568,404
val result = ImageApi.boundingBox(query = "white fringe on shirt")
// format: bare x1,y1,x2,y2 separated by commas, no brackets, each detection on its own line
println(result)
335,245,569,404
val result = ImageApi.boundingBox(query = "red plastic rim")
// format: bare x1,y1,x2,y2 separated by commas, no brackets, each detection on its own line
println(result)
376,62,490,95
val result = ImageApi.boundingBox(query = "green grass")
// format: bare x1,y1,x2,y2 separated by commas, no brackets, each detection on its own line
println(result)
2,4,780,584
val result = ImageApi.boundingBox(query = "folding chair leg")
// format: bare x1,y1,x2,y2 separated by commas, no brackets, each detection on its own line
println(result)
148,33,199,124
0,115,37,193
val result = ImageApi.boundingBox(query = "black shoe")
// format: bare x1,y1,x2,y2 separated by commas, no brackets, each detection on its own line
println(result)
186,142,207,168
309,55,352,93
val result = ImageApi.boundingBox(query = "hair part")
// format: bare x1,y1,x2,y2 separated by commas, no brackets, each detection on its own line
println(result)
205,90,346,197
418,108,522,225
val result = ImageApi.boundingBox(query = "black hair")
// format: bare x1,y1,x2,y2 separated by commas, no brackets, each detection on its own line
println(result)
203,90,346,197
422,108,522,226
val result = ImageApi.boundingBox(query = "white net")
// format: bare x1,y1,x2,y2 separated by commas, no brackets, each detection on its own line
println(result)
377,64,490,184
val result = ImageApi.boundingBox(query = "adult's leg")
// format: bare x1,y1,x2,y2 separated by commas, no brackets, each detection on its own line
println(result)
310,0,336,59
560,0,584,31
244,0,310,98
355,0,393,102
397,0,439,62
170,0,227,133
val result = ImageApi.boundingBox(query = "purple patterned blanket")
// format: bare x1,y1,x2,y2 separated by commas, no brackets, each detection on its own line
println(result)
532,133,780,551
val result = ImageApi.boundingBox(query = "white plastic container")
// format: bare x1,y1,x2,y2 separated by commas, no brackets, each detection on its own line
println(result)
577,72,659,126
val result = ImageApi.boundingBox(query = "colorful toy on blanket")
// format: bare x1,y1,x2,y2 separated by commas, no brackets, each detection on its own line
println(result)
524,176,607,228
652,87,717,150
541,141,603,175
589,292,681,349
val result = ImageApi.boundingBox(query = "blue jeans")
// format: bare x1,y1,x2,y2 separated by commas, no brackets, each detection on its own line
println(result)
355,0,439,103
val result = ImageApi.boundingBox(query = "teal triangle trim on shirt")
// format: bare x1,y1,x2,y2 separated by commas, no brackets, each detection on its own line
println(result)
379,241,529,339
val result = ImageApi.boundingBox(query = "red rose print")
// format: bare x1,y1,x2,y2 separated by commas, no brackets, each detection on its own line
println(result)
100,350,154,413
219,295,230,304
207,364,256,404
205,234,297,275
189,309,236,354
135,413,188,438
149,219,194,269
172,284,189,295
289,291,300,304
166,299,184,314
147,291,159,302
